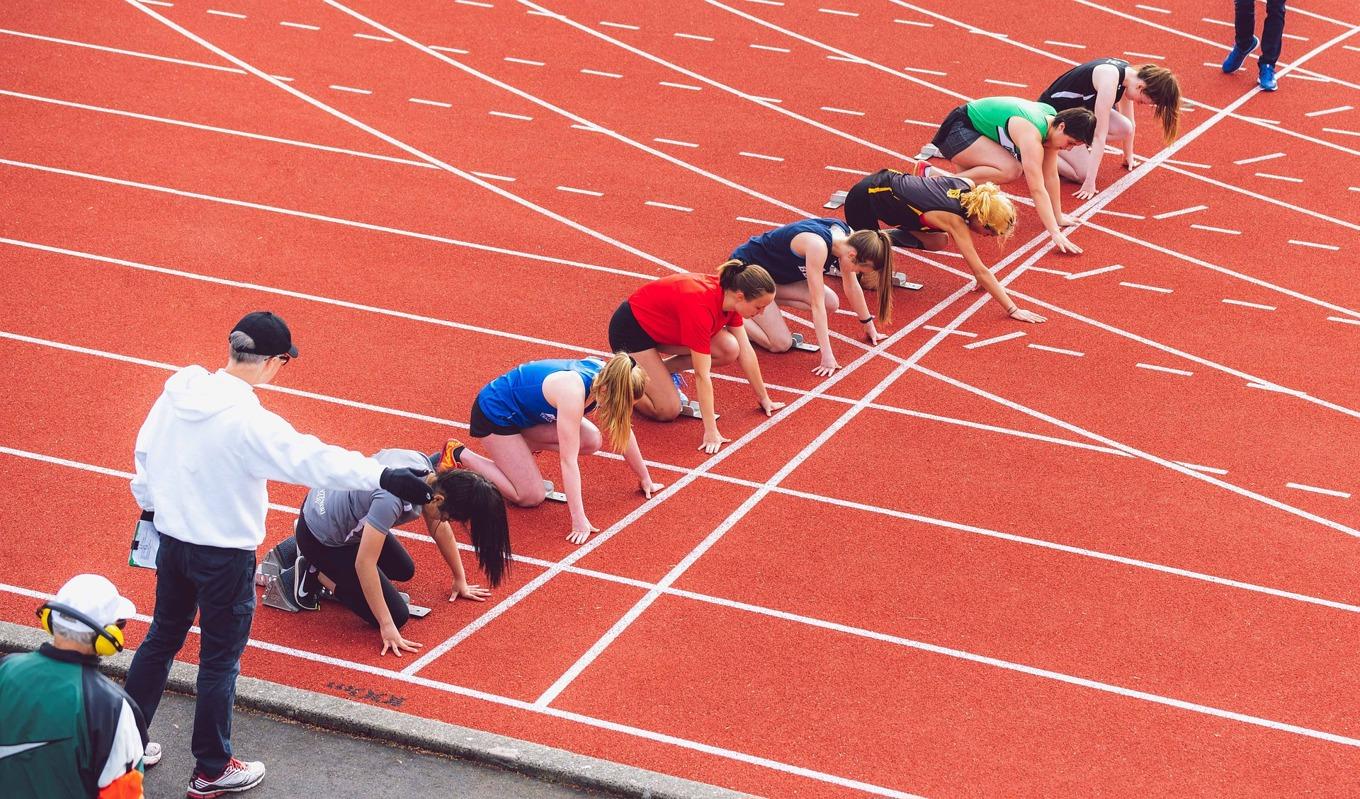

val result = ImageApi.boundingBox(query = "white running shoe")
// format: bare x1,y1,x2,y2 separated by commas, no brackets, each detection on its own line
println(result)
142,741,162,768
915,142,943,160
186,757,266,797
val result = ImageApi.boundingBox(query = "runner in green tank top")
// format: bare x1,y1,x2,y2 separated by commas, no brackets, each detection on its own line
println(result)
920,96,1096,255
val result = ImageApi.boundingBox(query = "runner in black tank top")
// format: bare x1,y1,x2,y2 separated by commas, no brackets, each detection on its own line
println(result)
1040,58,1129,113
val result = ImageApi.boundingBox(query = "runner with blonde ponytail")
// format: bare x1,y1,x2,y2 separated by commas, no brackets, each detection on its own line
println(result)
844,168,1045,322
730,218,894,376
444,353,662,545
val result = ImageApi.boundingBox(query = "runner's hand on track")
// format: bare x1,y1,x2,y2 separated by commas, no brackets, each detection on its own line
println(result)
379,623,422,657
639,480,665,499
699,428,731,454
1073,180,1098,200
864,328,888,344
1008,307,1047,323
567,521,599,545
1123,155,1137,171
450,580,490,603
1050,230,1083,255
812,354,840,377
759,398,786,417
1058,214,1079,228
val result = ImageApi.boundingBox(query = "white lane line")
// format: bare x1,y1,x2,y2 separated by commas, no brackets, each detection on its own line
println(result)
470,170,515,182
1044,40,1086,49
570,123,604,132
1120,281,1173,293
409,97,452,107
654,137,699,148
1347,44,1360,52
1189,224,1241,235
1027,343,1084,357
1232,152,1285,165
1136,363,1194,376
556,185,603,196
736,215,782,226
1282,32,1309,42
750,43,791,52
984,78,1028,88
599,20,639,29
963,331,1026,350
1026,266,1071,276
903,118,938,128
1352,187,1360,192
1163,157,1211,169
659,80,702,90
1323,128,1360,137
739,151,784,161
1201,17,1232,27
742,0,784,5
580,68,623,78
1289,239,1340,251
1134,3,1169,12
818,7,858,15
1328,316,1360,326
1222,298,1277,311
280,21,320,30
1255,172,1304,183
673,32,714,41
1305,105,1352,117
206,9,246,18
645,200,694,212
488,110,533,120
821,106,865,116
1151,204,1208,219
1124,50,1164,60
901,65,947,76
826,54,863,63
0,28,245,73
825,165,870,175
504,56,545,65
455,0,493,6
1287,483,1352,499
1065,264,1124,280
1095,209,1145,220
354,32,393,41
923,325,977,337
429,45,469,54
1176,462,1228,475
137,0,174,6
894,18,932,27
329,84,372,94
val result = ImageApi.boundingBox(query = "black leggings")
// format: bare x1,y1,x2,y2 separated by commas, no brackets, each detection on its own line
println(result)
295,516,415,628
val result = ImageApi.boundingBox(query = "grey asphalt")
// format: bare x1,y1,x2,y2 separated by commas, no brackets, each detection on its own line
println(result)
142,690,600,798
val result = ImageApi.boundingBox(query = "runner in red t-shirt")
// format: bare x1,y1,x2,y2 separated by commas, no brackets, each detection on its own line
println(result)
608,261,785,454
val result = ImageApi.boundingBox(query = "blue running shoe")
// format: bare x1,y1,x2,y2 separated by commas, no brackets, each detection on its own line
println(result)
1222,35,1258,73
1258,63,1278,91
670,372,689,406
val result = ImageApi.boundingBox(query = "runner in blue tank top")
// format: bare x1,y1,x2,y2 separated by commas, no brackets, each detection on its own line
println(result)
446,354,661,545
730,218,896,376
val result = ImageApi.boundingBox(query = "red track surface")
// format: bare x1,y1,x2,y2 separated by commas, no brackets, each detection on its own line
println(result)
3,0,1358,796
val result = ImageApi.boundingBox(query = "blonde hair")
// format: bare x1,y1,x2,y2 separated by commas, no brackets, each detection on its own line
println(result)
847,229,894,326
958,183,1017,246
1136,64,1181,144
715,259,774,298
591,353,646,453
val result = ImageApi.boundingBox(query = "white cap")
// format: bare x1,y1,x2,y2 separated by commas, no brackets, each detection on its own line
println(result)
50,574,137,636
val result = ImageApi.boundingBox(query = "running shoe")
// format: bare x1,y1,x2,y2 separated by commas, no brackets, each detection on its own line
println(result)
1222,35,1258,73
670,372,690,406
142,741,162,768
436,438,464,471
1258,62,1278,91
914,142,943,160
186,758,265,798
293,555,320,611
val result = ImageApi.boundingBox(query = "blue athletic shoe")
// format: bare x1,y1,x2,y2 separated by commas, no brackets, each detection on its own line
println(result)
1258,63,1278,91
670,372,690,406
1222,35,1258,73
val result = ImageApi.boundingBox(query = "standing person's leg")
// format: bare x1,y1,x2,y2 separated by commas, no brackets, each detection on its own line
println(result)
1224,0,1260,72
1259,0,1286,67
184,542,257,778
125,534,199,724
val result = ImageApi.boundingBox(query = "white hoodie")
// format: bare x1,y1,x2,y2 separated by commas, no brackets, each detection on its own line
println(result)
130,365,385,550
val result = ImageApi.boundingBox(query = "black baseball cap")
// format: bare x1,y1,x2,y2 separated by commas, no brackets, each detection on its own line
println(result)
231,311,299,358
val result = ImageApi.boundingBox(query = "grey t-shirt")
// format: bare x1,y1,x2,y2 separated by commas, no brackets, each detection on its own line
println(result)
300,449,430,547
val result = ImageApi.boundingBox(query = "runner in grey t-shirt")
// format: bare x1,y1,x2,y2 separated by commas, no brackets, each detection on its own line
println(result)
302,449,431,547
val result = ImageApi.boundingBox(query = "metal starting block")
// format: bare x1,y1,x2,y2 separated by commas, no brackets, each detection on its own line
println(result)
543,479,567,503
677,399,718,420
823,190,847,210
790,333,821,352
397,592,432,619
894,272,924,291
259,551,294,612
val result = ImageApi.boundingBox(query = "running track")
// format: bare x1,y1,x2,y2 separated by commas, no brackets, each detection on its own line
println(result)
2,0,1358,795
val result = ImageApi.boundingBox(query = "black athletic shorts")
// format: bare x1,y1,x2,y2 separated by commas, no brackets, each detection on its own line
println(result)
843,171,927,249
930,105,983,161
607,300,659,354
468,397,521,438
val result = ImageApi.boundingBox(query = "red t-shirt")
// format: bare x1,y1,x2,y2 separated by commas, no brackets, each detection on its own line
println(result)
627,273,743,355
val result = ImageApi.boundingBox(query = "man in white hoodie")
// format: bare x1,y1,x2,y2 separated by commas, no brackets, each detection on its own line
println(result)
124,311,434,798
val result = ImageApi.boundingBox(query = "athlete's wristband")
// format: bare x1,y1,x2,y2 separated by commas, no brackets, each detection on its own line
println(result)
858,316,874,325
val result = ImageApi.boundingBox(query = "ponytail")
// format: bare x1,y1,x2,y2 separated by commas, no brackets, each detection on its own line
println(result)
846,229,894,326
716,259,774,299
957,183,1017,246
1136,64,1181,144
591,353,646,454
434,470,511,587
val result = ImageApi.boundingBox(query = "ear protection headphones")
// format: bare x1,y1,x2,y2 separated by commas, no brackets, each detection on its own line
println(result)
36,601,125,656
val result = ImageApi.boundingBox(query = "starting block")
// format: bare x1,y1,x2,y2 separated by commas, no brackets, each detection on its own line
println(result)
259,549,294,612
790,333,820,352
825,263,922,291
543,479,567,503
823,190,847,210
677,399,718,420
397,592,432,619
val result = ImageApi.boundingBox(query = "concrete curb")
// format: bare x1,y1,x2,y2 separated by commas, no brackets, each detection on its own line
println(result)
1,620,759,799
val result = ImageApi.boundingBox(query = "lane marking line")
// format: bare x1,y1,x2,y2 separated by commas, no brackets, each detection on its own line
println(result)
1287,483,1352,499
206,9,246,18
673,32,714,41
470,170,515,182
1094,209,1145,219
900,65,947,75
1304,105,1352,117
279,21,320,30
735,215,782,226
1134,4,1170,13
504,56,546,65
556,185,603,196
429,45,469,54
353,32,393,41
1322,127,1360,137
644,200,694,212
488,110,533,120
658,80,701,90
1289,239,1340,251
1044,40,1086,49
1136,363,1194,376
1028,343,1084,357
820,106,865,116
408,97,452,108
654,137,699,148
922,325,977,337
964,331,1026,350
1176,462,1228,475
749,43,791,52
818,8,858,16
0,28,243,73
598,21,639,29
984,78,1028,88
1221,298,1277,311
1232,152,1285,165
1151,204,1208,219
825,165,870,175
1124,50,1164,59
328,84,372,94
1189,224,1241,234
739,151,784,161
1066,264,1124,280
580,68,623,78
455,0,494,6
1328,316,1360,326
1026,266,1071,276
1255,172,1304,183
1163,157,1211,169
894,19,933,27
1120,281,1173,293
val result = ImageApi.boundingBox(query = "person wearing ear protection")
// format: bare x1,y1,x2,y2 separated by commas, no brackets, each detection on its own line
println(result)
0,574,149,799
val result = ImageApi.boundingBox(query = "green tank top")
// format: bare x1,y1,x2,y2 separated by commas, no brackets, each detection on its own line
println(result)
965,97,1056,159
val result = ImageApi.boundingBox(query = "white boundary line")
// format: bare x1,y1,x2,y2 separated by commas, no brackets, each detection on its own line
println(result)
0,27,245,73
